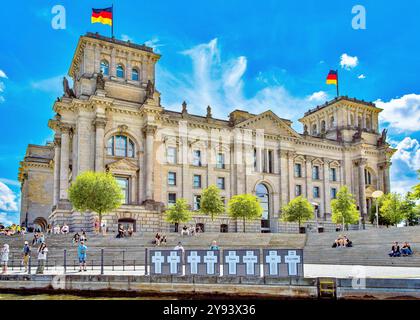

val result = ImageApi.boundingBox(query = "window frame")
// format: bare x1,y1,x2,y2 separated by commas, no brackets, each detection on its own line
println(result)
107,135,135,158
131,68,139,81
116,64,125,78
217,177,225,190
100,60,109,76
168,172,177,186
193,174,202,188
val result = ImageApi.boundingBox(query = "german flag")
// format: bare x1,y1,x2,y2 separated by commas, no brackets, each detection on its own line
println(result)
91,7,113,26
326,70,338,85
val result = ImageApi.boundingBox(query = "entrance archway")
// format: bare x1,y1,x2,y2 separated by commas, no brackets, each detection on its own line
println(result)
256,183,270,233
33,217,48,232
118,218,136,232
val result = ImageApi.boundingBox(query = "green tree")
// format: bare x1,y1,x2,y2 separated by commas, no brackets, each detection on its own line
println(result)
331,186,360,227
227,194,263,232
68,171,124,231
380,193,405,226
200,185,225,221
368,195,387,225
401,193,419,226
281,196,314,228
411,169,420,200
165,198,192,232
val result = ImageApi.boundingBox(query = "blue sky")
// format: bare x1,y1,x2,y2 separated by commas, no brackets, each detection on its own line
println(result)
0,0,419,225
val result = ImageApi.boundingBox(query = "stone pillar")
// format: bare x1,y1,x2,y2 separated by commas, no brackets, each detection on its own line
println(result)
143,124,157,200
94,118,107,172
110,47,116,77
279,150,289,207
323,159,331,220
59,125,71,200
382,162,391,193
287,151,295,202
355,158,368,218
305,156,313,199
53,135,61,206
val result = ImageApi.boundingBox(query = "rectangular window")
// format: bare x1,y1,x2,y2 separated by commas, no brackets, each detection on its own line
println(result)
193,175,202,188
295,163,302,178
193,150,202,166
168,172,176,186
331,188,337,199
253,148,257,171
330,168,337,181
312,166,320,180
167,147,177,164
216,153,225,169
268,150,273,173
295,185,302,196
217,177,225,190
116,177,129,204
193,195,201,210
313,186,320,198
168,193,176,207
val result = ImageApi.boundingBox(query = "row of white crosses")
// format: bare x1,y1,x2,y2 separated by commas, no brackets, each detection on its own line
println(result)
151,250,301,276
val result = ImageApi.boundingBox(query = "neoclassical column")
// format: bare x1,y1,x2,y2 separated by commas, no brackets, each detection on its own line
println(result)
59,124,72,200
382,161,391,193
279,150,289,206
53,135,61,206
143,124,157,200
323,159,331,220
354,158,368,217
287,151,295,202
94,117,107,172
305,156,314,199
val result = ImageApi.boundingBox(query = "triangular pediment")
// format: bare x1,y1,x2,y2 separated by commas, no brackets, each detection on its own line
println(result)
106,158,139,172
236,111,301,138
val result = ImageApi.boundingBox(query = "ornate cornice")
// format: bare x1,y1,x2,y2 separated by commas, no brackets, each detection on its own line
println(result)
142,124,158,136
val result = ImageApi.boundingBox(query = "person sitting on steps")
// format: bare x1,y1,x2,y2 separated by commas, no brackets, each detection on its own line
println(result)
116,224,125,238
343,235,353,247
401,242,413,256
332,235,345,248
181,225,189,236
389,242,401,257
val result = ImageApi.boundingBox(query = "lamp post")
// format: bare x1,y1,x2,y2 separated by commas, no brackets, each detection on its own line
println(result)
372,190,384,228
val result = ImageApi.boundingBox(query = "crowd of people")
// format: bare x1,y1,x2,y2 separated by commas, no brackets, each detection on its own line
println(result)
154,232,168,246
116,224,134,238
180,225,202,237
332,235,353,248
389,242,413,257
0,224,26,236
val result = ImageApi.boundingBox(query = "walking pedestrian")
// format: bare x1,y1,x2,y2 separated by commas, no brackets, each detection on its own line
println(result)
78,240,88,272
22,241,31,273
36,243,48,274
1,244,9,274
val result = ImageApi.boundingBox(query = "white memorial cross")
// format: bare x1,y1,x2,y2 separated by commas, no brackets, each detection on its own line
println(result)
265,250,281,275
225,251,240,275
243,251,258,275
167,251,181,274
187,251,201,274
203,251,218,275
285,250,301,276
151,251,165,274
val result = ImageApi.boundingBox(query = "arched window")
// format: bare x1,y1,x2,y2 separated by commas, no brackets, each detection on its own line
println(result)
330,116,335,128
312,124,317,135
116,64,125,78
107,135,135,157
100,60,109,75
364,168,372,185
321,120,326,132
132,68,139,81
256,183,270,231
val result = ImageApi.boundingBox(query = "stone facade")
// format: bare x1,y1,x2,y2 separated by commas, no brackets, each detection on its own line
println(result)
18,33,396,232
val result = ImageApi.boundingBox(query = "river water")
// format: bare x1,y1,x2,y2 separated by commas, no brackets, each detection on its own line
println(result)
0,293,174,300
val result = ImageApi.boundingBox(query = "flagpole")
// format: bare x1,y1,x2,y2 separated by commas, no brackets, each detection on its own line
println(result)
336,69,340,97
111,4,114,38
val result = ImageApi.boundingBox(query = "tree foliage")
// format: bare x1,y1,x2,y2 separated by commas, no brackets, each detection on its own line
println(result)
68,171,124,227
411,169,420,200
200,185,225,221
165,198,192,225
379,193,406,226
227,194,263,232
331,186,360,226
281,196,314,227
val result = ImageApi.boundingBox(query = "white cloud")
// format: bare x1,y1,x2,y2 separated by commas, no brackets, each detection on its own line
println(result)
391,137,420,171
0,69,7,79
121,34,134,42
376,94,420,132
0,178,20,187
157,38,330,124
144,37,164,53
0,70,6,103
31,75,65,94
340,53,359,70
0,212,14,227
308,91,328,102
0,182,19,212
358,74,366,79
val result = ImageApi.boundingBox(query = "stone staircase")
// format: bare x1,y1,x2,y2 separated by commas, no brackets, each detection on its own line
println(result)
304,226,420,267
